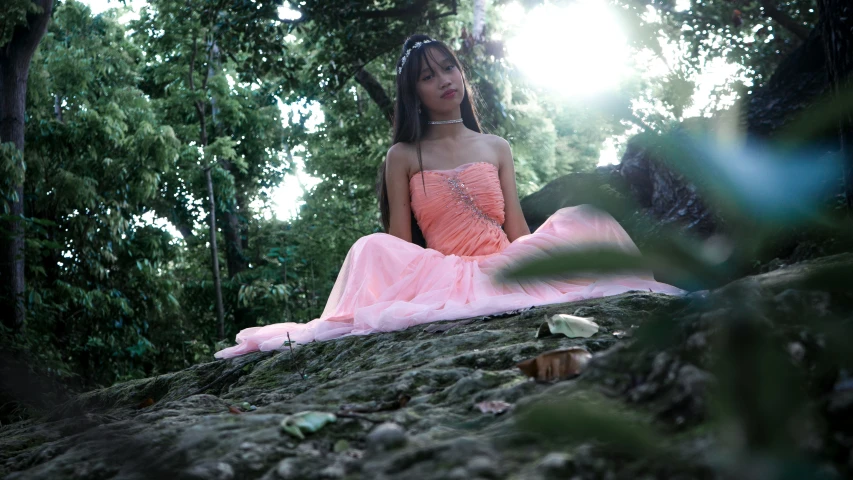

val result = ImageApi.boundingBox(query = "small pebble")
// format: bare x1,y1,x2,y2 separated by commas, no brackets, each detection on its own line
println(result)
366,422,407,451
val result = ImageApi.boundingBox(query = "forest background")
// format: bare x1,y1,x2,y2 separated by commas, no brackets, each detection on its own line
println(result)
0,0,820,395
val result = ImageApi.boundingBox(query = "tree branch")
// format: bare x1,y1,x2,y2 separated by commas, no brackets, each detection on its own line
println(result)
346,0,429,19
354,68,393,125
188,36,208,146
758,0,811,42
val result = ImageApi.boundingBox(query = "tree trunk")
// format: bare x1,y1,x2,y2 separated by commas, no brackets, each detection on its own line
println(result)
205,167,226,340
227,191,250,330
472,0,486,40
818,0,853,211
189,35,225,337
0,0,55,332
205,38,245,280
223,207,247,279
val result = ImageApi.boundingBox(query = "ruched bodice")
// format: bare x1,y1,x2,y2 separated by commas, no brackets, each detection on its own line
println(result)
410,162,510,257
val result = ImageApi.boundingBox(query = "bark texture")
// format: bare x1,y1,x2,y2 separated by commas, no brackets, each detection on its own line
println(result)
818,0,853,210
0,0,54,332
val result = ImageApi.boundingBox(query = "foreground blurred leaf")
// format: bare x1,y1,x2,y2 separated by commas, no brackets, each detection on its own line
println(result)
638,133,843,230
501,238,725,291
789,261,853,293
517,395,666,457
779,85,853,146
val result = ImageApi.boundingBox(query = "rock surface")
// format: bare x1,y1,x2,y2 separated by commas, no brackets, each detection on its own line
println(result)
2,253,853,479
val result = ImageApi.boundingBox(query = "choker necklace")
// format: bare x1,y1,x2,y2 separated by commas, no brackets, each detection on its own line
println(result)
427,118,464,125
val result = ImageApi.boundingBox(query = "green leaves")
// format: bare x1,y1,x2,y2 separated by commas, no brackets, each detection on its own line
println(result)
501,235,727,292
517,394,667,457
0,0,43,48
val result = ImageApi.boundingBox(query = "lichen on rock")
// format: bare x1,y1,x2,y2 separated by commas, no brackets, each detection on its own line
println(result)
2,253,853,479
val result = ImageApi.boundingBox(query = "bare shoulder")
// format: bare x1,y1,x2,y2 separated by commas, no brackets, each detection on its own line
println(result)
476,133,510,154
386,142,416,176
477,133,512,166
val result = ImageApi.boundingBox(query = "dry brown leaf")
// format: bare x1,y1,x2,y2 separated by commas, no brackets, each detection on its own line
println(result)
136,397,155,409
475,400,513,414
517,347,593,382
228,405,242,414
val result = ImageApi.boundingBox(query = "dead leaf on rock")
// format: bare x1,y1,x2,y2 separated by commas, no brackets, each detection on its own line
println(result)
517,347,593,382
537,314,599,339
475,400,513,414
136,397,154,409
228,405,242,414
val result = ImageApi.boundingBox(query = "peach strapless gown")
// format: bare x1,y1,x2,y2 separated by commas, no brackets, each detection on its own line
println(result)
214,162,684,359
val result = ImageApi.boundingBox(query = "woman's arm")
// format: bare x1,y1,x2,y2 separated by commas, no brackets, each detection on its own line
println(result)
385,144,413,242
495,137,532,242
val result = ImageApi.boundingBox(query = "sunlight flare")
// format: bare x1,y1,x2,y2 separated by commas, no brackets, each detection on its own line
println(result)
503,0,631,96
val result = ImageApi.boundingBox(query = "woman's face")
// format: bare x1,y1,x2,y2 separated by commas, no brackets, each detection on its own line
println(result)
415,48,464,116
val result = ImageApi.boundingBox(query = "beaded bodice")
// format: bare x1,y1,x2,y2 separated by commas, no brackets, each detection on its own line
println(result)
409,162,510,257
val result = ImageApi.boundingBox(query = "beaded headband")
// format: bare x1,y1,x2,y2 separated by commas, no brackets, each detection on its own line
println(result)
397,39,434,75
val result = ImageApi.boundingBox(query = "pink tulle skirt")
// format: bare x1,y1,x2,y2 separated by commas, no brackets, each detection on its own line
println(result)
214,206,685,359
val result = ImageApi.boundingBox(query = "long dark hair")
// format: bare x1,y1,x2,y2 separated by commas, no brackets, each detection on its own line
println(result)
377,34,483,247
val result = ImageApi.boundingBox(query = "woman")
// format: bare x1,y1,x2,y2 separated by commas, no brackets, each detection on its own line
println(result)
214,34,683,359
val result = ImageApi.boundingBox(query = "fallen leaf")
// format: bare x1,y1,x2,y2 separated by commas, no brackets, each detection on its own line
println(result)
136,397,154,409
517,347,593,382
333,439,350,453
537,314,599,339
280,411,337,440
228,406,242,414
475,400,513,414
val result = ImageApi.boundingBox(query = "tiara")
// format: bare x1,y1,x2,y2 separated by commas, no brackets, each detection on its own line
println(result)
397,39,433,75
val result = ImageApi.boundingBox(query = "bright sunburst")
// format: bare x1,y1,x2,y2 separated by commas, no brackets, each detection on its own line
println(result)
503,0,631,96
